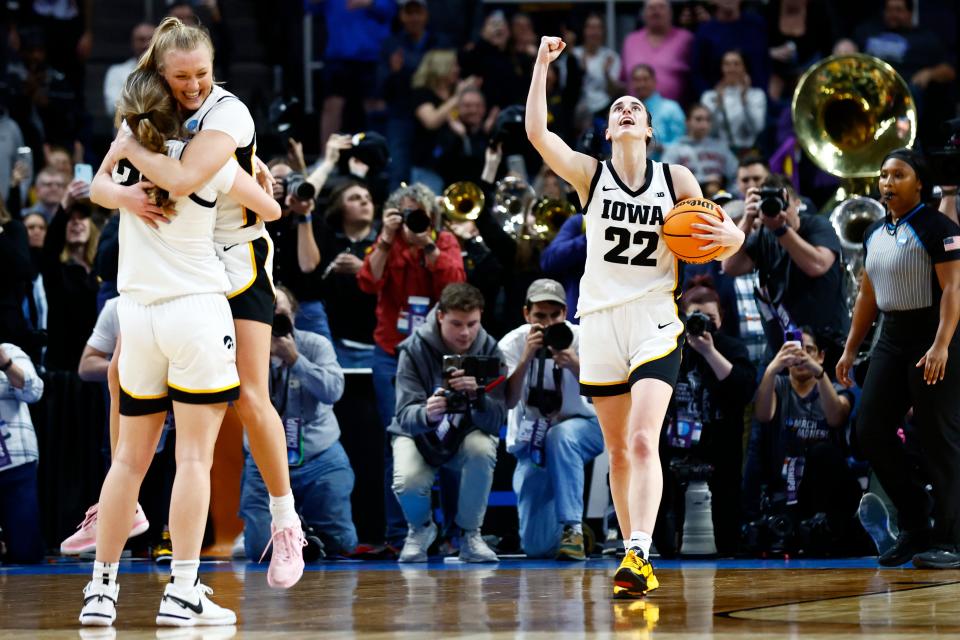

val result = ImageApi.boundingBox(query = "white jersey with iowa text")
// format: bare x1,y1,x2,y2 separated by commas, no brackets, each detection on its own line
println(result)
115,139,237,305
577,158,679,316
184,85,262,245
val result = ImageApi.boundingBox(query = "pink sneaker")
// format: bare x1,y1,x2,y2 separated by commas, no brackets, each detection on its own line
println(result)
260,523,306,589
60,503,150,555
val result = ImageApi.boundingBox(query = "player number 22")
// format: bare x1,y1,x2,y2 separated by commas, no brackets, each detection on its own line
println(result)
603,227,658,266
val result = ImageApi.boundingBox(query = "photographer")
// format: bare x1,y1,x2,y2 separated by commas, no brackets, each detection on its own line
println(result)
722,174,849,352
499,279,601,560
390,283,506,563
657,279,756,556
266,155,330,342
239,287,358,559
357,182,465,548
748,328,861,553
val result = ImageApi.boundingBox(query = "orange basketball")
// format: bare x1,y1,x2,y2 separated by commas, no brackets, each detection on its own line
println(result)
662,198,725,264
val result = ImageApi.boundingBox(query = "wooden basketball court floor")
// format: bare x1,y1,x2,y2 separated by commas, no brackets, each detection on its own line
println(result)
2,557,960,638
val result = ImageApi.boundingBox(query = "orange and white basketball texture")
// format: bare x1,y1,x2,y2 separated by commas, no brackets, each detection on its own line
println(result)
662,198,725,264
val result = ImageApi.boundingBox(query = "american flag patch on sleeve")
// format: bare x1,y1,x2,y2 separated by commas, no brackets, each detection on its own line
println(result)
945,236,960,249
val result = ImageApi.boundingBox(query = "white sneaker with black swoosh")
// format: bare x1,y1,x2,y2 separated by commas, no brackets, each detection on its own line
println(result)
156,582,236,627
79,580,119,626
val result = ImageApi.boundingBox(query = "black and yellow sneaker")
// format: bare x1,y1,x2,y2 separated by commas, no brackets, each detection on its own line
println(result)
613,549,659,599
152,526,172,564
556,526,586,561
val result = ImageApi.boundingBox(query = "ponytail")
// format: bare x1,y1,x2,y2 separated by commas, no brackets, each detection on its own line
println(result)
115,69,182,210
136,16,215,75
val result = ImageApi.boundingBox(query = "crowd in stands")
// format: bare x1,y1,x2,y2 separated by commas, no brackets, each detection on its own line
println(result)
0,0,957,563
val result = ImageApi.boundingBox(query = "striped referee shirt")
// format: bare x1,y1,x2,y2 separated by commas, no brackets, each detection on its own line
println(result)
0,343,44,472
863,205,960,312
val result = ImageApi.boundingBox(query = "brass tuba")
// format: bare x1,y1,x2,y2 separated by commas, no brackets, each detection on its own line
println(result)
441,181,485,222
792,53,916,202
528,197,576,242
494,176,537,237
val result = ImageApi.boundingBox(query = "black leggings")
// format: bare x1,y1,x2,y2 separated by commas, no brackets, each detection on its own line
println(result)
856,315,960,544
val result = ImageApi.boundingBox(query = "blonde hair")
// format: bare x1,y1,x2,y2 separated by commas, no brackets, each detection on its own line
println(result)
115,69,182,209
135,16,215,75
411,49,458,92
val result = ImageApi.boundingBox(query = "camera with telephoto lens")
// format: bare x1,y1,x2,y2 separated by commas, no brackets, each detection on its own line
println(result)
272,313,294,338
281,172,316,202
742,491,795,555
539,322,573,351
685,311,717,337
758,186,787,217
402,208,432,234
441,355,501,414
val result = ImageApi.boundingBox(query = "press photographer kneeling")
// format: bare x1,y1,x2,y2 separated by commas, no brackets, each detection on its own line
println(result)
657,279,756,557
390,283,507,563
499,279,603,560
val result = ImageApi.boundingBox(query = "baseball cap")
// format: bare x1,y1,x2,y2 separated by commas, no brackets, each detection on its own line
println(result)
526,279,567,306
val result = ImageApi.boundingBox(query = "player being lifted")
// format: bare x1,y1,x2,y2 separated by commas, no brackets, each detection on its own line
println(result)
525,36,744,598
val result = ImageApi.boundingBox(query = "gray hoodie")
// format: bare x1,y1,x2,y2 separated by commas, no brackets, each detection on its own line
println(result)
388,307,507,439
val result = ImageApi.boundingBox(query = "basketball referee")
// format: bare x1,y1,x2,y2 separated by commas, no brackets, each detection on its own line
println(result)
836,148,960,569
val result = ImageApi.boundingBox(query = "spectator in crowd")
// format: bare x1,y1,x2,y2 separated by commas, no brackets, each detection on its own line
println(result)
102,22,154,117
0,105,24,202
657,279,756,556
410,49,481,194
378,0,451,189
700,49,767,155
240,287,358,558
676,1,714,33
500,279,602,560
435,87,497,185
630,63,686,159
0,341,45,563
571,14,622,121
692,0,770,98
620,0,694,103
266,158,331,342
460,10,528,109
509,12,539,63
662,103,738,186
764,0,836,102
318,180,379,368
539,213,586,324
40,180,99,372
854,0,956,149
0,201,31,352
43,146,74,182
319,0,396,147
390,283,505,563
750,328,861,551
22,166,66,223
21,212,47,348
357,183,465,547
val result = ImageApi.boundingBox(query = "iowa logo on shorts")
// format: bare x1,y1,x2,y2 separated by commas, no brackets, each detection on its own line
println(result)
223,336,235,350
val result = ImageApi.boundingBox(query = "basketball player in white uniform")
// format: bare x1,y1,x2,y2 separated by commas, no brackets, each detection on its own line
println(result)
526,36,744,598
94,17,307,589
82,69,281,627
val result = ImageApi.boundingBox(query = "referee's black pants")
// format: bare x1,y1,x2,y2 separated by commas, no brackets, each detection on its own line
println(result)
856,313,960,546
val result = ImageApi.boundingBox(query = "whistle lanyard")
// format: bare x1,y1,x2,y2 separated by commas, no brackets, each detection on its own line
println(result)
885,203,923,236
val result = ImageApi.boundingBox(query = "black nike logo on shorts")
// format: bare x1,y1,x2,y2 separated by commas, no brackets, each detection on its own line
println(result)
223,243,239,252
658,322,673,329
164,594,203,614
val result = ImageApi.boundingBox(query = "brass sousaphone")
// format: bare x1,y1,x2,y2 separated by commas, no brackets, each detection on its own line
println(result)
792,54,917,305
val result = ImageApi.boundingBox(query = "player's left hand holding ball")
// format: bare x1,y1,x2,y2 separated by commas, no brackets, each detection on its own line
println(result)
690,208,745,251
